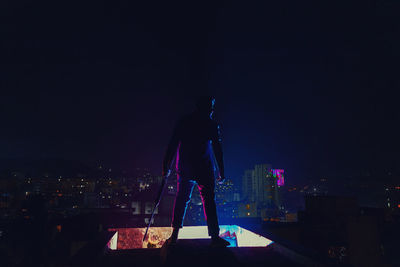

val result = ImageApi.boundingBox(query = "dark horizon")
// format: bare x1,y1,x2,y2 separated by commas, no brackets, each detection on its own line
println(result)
2,0,400,184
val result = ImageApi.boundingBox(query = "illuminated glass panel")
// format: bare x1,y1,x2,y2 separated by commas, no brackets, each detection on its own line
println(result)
107,231,118,250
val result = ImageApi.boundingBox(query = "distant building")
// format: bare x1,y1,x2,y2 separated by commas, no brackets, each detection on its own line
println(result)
215,179,238,220
215,179,234,204
83,192,98,208
241,164,284,219
242,169,254,202
238,202,258,218
385,186,400,209
131,201,141,215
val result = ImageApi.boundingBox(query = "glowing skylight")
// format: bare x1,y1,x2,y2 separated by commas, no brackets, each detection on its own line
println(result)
108,225,273,249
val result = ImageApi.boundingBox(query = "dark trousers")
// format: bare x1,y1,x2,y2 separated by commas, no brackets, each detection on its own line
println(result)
171,174,220,237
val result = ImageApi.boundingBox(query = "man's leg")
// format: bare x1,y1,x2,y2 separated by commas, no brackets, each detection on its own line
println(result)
197,179,220,238
197,178,230,247
169,176,195,242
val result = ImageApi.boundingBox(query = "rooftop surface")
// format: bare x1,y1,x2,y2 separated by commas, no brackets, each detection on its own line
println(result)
101,239,304,267
66,225,322,267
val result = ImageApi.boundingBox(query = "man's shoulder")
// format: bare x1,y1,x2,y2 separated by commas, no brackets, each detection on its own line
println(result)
177,114,192,125
207,116,219,127
210,118,219,126
177,113,219,128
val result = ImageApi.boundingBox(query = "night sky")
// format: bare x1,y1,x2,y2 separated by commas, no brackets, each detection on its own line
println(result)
2,0,400,183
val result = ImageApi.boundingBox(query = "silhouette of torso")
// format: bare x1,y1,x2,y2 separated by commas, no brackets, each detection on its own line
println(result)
174,111,219,179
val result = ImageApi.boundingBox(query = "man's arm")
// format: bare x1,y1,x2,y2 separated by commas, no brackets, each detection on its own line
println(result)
211,123,225,180
162,121,181,176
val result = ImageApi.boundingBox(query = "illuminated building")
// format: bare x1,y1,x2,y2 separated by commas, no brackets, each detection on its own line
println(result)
242,169,254,202
215,179,234,204
264,168,283,217
238,202,258,218
215,179,238,220
241,164,284,218
385,186,400,210
272,169,284,186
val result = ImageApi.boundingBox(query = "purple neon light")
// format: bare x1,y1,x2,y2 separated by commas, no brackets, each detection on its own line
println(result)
269,169,284,186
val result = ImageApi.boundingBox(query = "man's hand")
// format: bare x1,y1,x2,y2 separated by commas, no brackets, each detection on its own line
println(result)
162,169,171,178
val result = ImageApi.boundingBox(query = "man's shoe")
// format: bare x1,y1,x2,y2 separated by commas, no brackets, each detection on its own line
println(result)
161,237,177,263
164,237,177,247
210,236,230,247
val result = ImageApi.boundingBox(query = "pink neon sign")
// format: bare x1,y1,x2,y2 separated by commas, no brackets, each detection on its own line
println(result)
269,169,284,186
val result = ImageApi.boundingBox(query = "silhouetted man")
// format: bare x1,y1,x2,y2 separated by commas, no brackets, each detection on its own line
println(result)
163,96,230,247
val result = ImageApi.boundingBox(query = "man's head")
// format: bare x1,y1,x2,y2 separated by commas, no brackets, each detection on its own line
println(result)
195,95,215,118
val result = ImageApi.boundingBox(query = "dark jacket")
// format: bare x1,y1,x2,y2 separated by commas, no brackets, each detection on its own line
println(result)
163,111,224,180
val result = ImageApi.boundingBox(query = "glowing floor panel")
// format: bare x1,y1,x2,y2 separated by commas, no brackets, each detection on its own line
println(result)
108,225,273,249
